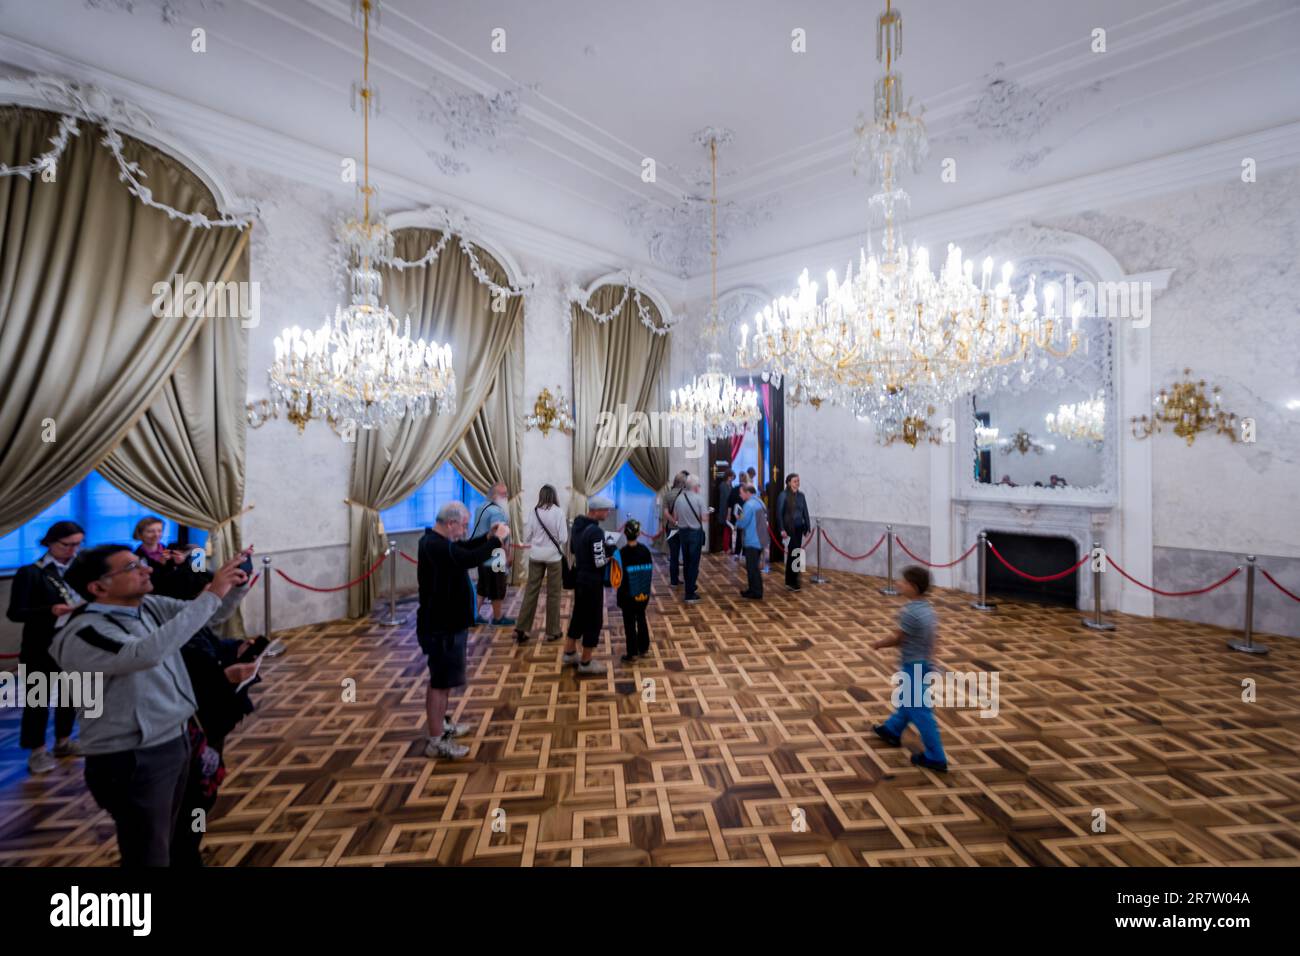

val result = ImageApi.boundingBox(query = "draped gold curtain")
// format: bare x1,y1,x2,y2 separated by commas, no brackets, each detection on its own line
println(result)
98,238,250,570
451,344,524,585
347,228,524,617
570,285,670,516
0,107,250,543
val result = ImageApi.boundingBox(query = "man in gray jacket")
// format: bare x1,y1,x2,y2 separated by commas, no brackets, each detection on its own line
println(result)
53,543,252,867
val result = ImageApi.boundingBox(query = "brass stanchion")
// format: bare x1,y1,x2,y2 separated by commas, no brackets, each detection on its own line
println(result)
811,520,827,584
380,541,399,626
1081,542,1115,631
1228,556,1269,655
971,532,996,612
879,525,899,596
261,555,273,640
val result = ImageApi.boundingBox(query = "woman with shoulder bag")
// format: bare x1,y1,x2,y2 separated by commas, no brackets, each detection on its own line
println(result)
513,485,569,644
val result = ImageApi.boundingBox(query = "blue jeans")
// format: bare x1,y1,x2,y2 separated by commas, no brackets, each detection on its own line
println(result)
680,527,704,598
882,661,947,764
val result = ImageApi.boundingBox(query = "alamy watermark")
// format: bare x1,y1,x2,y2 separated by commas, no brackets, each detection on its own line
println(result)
891,665,1000,718
151,272,260,328
596,403,706,459
0,666,102,718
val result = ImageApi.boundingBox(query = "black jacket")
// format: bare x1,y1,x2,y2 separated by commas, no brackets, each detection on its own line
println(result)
775,490,811,537
6,561,77,663
179,628,255,754
417,529,502,637
570,515,610,588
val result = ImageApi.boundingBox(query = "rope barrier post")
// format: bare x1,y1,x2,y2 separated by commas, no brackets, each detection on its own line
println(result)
261,555,273,641
811,519,827,585
971,532,996,612
1081,541,1116,632
1228,556,1269,655
380,541,399,627
879,525,899,596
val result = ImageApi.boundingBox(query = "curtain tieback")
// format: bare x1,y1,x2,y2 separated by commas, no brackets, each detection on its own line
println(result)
343,498,379,512
208,504,254,532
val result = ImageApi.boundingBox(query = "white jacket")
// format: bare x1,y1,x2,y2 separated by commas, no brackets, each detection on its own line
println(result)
523,504,567,563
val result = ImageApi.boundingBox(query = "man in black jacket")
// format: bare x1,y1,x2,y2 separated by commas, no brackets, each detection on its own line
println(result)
565,495,621,676
417,500,510,759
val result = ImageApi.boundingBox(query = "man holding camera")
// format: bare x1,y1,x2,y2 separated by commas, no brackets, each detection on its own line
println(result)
51,543,253,867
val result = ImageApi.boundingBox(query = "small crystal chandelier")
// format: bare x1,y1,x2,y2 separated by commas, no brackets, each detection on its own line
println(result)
669,131,760,441
1046,391,1105,444
266,0,455,432
737,0,1078,416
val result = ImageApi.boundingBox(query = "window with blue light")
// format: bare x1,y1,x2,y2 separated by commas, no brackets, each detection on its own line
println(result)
0,472,206,574
380,460,486,534
596,461,658,539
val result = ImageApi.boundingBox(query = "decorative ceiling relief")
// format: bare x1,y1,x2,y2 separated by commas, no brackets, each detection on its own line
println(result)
941,64,1103,172
84,0,223,24
624,128,776,279
415,77,537,176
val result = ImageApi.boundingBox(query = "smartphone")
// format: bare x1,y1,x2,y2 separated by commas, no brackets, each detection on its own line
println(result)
236,636,269,663
238,548,254,575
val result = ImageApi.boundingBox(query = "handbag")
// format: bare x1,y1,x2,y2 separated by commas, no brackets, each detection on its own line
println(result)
536,507,576,590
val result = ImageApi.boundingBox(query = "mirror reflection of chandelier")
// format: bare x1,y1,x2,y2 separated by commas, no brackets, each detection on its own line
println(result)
736,0,1079,417
267,0,455,431
1046,391,1105,444
669,131,760,441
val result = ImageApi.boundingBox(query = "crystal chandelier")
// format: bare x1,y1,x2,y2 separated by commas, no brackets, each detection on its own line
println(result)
267,0,455,431
669,132,760,441
1046,391,1105,444
737,0,1078,417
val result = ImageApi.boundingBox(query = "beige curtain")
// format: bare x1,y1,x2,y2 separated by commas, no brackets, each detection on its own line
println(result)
347,228,524,617
98,238,251,570
0,107,251,538
570,285,670,517
628,375,669,498
451,328,525,585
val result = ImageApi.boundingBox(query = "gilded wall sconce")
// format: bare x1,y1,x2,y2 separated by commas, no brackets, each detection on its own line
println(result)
1131,369,1238,445
524,386,575,437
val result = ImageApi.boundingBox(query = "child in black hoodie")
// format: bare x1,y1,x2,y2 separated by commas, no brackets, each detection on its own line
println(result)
615,519,654,662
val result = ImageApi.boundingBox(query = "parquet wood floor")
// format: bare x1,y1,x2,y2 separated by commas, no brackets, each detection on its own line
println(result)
3,553,1298,867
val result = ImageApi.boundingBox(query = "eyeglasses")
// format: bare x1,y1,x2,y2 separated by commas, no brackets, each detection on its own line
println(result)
100,559,151,580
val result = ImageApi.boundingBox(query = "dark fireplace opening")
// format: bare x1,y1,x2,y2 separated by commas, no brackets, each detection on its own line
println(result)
985,532,1079,608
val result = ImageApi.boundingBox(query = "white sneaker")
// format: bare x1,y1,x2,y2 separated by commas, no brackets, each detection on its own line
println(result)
577,658,607,675
28,751,58,775
442,714,473,737
425,735,469,759
562,651,580,666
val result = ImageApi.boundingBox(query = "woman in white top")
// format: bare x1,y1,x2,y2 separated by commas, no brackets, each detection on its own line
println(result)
513,484,568,644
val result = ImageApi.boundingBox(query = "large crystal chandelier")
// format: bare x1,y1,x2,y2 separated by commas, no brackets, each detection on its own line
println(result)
267,0,455,431
669,132,760,441
1046,391,1105,444
737,0,1078,417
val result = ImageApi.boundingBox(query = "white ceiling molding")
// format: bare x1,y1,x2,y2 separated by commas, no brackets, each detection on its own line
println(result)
0,32,687,296
693,119,1300,299
0,71,250,217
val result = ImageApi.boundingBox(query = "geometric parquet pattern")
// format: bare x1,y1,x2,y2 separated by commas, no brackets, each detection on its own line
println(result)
3,553,1299,866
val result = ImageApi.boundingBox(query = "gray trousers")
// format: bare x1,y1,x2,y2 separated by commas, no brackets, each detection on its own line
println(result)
84,730,191,867
516,559,563,637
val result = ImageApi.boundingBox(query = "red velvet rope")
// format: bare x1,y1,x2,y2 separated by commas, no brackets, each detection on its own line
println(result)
820,528,888,561
1261,568,1300,603
1105,555,1240,597
400,550,419,565
274,552,388,592
986,541,1090,582
896,537,980,569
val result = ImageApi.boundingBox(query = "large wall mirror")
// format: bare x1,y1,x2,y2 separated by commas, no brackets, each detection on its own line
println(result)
961,261,1117,502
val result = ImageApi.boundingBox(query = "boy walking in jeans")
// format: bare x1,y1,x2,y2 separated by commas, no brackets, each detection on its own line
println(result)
615,519,654,663
871,565,948,772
